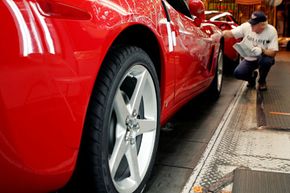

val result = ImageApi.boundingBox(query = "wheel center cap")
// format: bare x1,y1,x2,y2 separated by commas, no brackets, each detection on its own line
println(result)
125,111,140,144
126,110,139,130
126,117,138,130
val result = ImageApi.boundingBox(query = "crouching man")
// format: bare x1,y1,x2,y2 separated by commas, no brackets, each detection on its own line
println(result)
223,11,279,91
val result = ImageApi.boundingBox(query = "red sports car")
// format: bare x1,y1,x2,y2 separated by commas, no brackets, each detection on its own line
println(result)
0,0,223,192
205,10,240,63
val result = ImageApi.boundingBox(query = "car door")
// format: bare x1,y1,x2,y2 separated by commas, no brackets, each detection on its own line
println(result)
162,0,213,103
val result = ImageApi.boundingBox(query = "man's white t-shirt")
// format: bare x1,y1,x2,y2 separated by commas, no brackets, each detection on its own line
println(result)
231,22,279,61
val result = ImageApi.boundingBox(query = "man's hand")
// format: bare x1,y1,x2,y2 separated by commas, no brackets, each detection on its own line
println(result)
251,46,262,56
263,48,277,57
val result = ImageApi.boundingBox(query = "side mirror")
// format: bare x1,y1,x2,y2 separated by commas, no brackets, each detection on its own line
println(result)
188,0,205,27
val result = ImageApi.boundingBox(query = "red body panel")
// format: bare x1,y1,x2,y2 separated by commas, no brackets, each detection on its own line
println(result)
212,21,239,61
0,0,222,192
205,11,240,61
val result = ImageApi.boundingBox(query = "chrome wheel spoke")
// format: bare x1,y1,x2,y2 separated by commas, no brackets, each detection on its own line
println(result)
114,89,130,127
109,135,128,178
136,118,156,136
126,144,142,184
129,70,148,113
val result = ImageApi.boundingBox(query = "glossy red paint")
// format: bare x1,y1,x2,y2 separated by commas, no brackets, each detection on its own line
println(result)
0,0,222,192
205,11,240,62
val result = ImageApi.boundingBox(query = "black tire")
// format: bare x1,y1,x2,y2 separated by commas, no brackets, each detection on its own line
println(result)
286,41,290,51
223,55,238,75
77,46,160,193
208,47,224,100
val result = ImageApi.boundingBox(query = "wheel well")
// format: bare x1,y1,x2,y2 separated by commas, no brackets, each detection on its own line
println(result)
286,41,290,51
110,25,162,83
220,36,225,50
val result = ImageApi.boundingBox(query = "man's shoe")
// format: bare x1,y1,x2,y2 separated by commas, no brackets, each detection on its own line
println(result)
258,83,267,91
247,71,258,88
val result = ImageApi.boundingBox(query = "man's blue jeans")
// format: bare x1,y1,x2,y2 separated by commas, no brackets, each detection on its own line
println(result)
233,56,275,84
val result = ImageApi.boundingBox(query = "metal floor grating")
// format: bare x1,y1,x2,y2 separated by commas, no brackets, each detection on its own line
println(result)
258,61,290,129
183,53,290,193
184,84,290,193
233,169,290,193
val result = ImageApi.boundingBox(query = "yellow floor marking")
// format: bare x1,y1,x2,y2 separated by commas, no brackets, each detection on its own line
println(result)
270,111,290,116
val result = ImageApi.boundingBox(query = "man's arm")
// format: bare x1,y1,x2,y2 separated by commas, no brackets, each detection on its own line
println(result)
222,30,234,38
262,28,279,58
251,47,277,57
